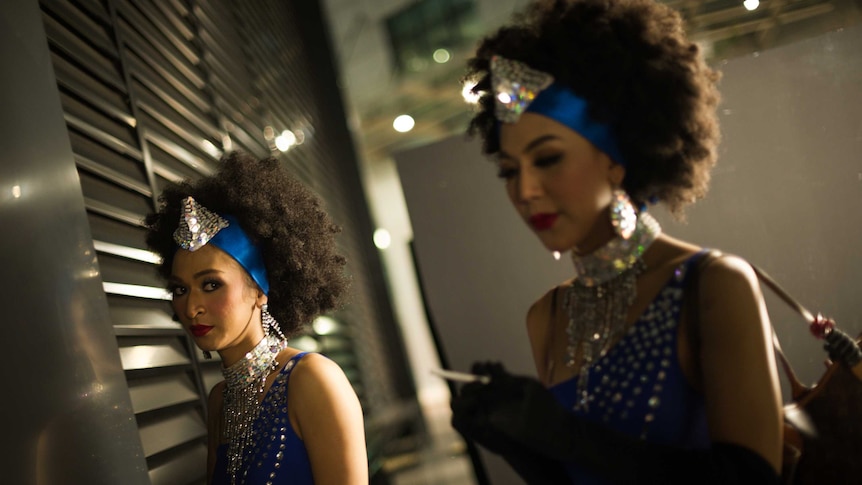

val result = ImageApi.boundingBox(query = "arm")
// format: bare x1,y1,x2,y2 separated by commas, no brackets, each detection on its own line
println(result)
206,381,225,485
289,354,368,485
696,255,783,472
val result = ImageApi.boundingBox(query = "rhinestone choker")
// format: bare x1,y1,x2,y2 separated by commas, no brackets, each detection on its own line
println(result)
221,335,286,484
564,211,661,411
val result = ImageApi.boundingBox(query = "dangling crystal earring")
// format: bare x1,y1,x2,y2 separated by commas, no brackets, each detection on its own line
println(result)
202,350,212,360
609,188,637,240
261,303,287,341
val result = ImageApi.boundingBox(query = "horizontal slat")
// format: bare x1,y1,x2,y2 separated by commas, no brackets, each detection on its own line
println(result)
138,407,206,457
59,91,138,147
94,240,160,263
118,337,190,370
123,32,209,111
43,13,124,90
85,197,147,227
79,171,152,218
98,252,164,287
114,325,185,337
148,442,207,485
143,126,214,175
87,212,150,249
128,0,199,63
76,155,151,197
128,374,200,414
104,282,171,300
41,0,116,56
51,49,134,125
134,96,221,153
118,16,204,89
152,162,189,185
66,113,143,159
129,65,216,134
149,0,194,41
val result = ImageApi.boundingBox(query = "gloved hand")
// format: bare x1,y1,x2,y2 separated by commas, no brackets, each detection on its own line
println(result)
450,362,572,484
451,362,780,485
825,328,862,366
451,362,576,460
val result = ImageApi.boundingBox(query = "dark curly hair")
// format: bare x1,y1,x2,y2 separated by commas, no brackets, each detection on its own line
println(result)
466,0,721,215
144,151,347,337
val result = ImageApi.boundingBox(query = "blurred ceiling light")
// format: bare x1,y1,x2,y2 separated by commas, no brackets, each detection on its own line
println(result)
553,251,561,260
292,335,320,351
393,114,415,133
275,130,297,152
743,0,759,10
462,80,480,104
12,185,21,198
433,48,451,63
294,129,306,145
313,315,339,336
373,228,392,249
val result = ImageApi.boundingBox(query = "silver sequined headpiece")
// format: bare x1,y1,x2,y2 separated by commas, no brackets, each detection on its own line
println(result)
173,196,229,251
491,56,554,123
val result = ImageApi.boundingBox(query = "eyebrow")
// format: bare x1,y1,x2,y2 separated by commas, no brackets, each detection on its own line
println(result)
168,268,224,283
498,134,561,160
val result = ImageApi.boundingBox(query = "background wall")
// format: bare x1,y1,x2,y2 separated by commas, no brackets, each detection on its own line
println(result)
397,24,862,484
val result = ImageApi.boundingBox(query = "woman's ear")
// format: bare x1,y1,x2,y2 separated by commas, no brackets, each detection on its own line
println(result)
609,161,626,187
256,292,268,307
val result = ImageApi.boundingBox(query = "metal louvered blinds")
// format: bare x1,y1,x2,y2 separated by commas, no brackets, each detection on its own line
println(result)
40,0,411,483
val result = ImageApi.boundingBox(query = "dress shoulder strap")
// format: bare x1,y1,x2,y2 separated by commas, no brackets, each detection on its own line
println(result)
282,351,311,378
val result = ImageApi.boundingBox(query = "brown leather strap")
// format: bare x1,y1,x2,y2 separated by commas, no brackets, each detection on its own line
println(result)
771,328,809,400
750,265,817,323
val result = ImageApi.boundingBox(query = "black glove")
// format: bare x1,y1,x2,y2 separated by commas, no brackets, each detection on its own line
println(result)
453,362,780,485
451,362,570,484
825,328,862,367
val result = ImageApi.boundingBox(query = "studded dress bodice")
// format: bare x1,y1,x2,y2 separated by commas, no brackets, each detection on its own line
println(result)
549,252,710,484
212,352,314,485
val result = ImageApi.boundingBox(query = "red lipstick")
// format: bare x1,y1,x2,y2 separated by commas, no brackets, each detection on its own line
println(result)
190,325,213,337
529,213,558,231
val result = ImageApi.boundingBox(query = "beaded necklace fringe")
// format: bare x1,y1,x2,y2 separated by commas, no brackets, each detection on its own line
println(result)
565,212,661,411
221,335,287,484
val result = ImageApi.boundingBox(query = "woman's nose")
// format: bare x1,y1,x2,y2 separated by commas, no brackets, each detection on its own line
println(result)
184,292,204,319
518,168,543,201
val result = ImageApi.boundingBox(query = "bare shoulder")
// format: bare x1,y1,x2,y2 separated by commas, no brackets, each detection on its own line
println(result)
698,254,762,306
289,353,354,396
700,252,758,284
696,253,766,332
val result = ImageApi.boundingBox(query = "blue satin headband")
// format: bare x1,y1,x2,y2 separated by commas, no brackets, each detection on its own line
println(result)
491,56,626,166
173,197,270,295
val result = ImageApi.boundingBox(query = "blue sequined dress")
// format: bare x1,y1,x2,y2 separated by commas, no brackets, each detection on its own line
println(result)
549,253,710,484
212,352,315,485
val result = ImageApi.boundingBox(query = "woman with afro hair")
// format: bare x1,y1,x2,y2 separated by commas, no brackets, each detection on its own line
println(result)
450,0,786,483
145,152,367,484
